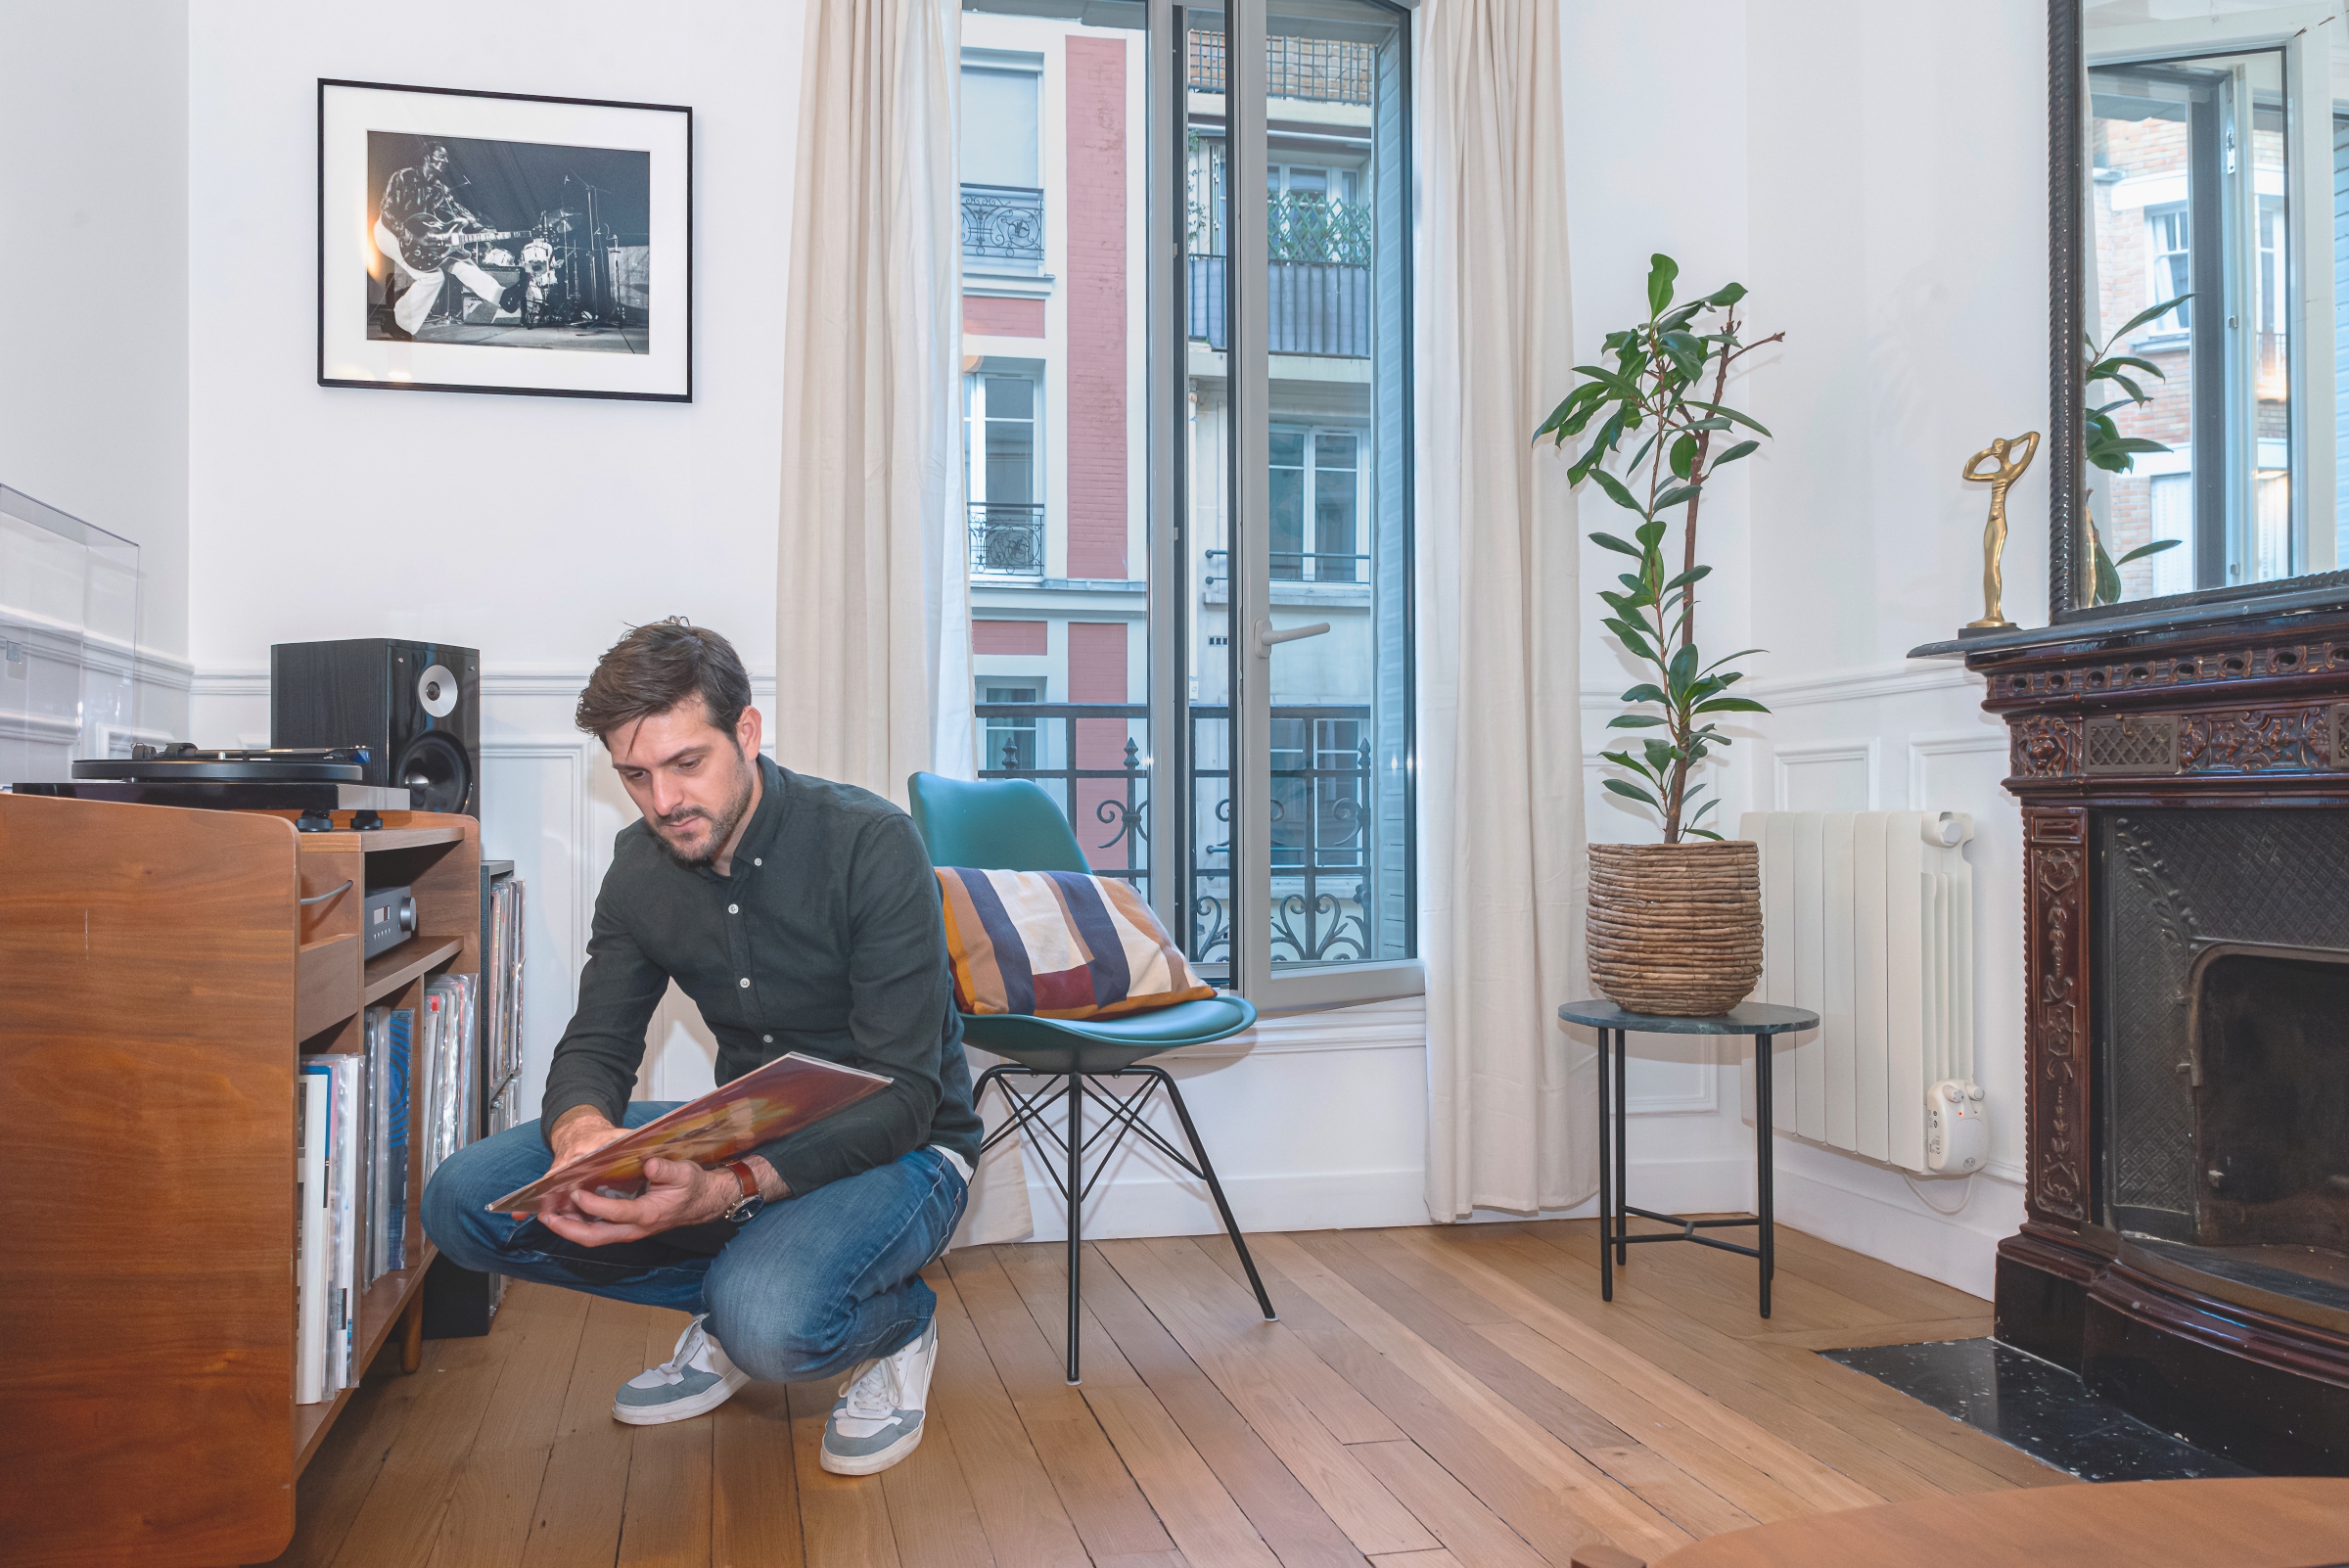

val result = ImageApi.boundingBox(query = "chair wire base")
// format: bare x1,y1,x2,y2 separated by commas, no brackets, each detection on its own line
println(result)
972,1062,1278,1383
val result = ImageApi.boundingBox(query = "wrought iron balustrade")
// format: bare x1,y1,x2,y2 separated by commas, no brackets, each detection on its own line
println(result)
1204,546,1370,585
969,502,1045,576
970,700,1379,967
1185,254,1370,358
1185,28,1373,105
961,183,1044,264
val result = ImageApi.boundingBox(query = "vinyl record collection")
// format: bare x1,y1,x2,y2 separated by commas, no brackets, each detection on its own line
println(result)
292,876,525,1404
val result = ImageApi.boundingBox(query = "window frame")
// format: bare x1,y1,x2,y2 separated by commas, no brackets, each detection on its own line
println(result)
1147,0,1420,1009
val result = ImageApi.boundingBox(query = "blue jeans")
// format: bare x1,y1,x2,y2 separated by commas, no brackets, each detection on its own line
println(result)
421,1102,969,1383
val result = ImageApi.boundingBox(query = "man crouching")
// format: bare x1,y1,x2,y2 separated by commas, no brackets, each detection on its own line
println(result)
423,618,977,1474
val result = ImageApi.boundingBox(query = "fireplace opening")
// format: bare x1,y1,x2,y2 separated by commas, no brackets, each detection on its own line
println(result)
2191,945,2349,1256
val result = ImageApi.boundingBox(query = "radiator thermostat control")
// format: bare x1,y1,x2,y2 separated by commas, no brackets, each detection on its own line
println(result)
1925,1080,1989,1174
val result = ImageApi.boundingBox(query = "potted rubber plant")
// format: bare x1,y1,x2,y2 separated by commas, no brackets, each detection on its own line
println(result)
1536,254,1778,1016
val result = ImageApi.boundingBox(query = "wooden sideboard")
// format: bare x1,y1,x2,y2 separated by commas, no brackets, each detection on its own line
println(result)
0,795,480,1567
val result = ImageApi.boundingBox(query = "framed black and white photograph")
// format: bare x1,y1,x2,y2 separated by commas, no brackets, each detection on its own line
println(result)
319,80,690,401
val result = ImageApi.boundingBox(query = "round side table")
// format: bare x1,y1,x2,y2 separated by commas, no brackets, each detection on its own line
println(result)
1558,999,1819,1318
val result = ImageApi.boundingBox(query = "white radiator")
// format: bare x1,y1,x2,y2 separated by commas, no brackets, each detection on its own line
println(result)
1734,811,1984,1176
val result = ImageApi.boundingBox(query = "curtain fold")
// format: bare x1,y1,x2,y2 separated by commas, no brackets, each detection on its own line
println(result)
778,0,973,806
1416,0,1591,1221
781,0,1026,1245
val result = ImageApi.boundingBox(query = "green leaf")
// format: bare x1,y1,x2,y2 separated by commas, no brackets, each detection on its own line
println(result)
1685,416,1732,432
2097,295,2190,346
1643,738,1681,773
2096,354,2166,380
2112,538,2184,567
1694,696,1771,715
1705,281,1748,307
2104,373,2148,404
1699,647,1766,674
1652,483,1700,513
1667,642,1700,691
1603,620,1660,663
1669,433,1698,480
1619,683,1666,705
1590,468,1644,514
2093,537,2124,605
1604,778,1662,809
1707,439,1760,469
1683,827,1726,842
1683,400,1773,437
1646,254,1680,315
1635,518,1669,548
1607,714,1667,728
1589,531,1642,558
1662,564,1713,593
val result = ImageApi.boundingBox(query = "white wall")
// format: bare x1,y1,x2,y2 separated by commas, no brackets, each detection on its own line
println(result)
0,1,193,683
1544,0,2050,1299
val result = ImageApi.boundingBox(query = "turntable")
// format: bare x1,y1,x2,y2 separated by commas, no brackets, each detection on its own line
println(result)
12,743,412,817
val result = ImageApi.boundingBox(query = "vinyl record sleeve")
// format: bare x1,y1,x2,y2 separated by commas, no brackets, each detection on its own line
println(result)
487,1052,892,1214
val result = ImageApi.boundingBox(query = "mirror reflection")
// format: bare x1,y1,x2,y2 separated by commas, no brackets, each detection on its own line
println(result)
2079,2,2344,609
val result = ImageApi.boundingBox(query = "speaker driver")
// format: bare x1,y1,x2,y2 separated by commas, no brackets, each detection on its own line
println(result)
418,663,459,718
396,731,473,814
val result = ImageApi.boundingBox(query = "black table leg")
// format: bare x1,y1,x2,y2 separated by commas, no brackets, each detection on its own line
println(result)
1597,1027,1612,1303
1755,1031,1773,1319
1614,1026,1629,1267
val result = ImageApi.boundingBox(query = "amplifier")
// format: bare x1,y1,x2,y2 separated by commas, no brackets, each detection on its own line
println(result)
460,267,523,325
364,885,417,960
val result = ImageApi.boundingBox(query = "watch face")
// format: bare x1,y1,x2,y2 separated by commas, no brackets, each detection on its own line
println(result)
728,1194,764,1224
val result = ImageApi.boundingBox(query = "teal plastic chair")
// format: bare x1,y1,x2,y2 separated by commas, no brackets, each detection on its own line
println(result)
908,771,1276,1382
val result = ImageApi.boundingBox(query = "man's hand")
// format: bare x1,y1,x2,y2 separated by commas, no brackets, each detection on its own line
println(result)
528,1106,628,1229
535,1157,742,1248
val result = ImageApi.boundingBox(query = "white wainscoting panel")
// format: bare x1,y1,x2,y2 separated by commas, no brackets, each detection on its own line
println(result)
1772,740,1877,812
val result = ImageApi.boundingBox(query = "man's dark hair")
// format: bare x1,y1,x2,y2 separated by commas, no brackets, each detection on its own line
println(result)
576,618,753,742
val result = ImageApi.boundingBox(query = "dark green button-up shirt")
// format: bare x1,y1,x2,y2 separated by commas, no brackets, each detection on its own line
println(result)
539,756,982,1196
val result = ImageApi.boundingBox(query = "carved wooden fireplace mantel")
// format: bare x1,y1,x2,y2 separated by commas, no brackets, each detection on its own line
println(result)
1919,600,2349,1473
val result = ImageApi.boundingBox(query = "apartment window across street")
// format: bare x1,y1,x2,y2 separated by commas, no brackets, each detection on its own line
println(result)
959,0,1414,1005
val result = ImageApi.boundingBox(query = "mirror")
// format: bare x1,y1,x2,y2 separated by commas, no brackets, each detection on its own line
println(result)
2056,1,2349,619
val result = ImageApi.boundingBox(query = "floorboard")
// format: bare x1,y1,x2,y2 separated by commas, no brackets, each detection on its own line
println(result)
258,1221,2061,1568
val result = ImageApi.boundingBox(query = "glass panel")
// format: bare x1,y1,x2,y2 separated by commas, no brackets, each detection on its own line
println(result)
1185,6,1236,969
962,6,1150,899
2086,47,2289,600
0,484,143,785
1261,0,1408,970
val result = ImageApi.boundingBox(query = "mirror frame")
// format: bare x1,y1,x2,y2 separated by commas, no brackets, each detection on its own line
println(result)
2050,0,2084,620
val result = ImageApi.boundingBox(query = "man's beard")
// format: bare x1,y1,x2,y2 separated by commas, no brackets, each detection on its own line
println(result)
650,756,757,868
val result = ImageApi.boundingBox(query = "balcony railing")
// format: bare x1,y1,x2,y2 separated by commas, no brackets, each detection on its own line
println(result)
1205,547,1369,585
1186,256,1370,358
969,502,1044,576
971,700,1381,967
1187,28,1373,105
961,183,1043,265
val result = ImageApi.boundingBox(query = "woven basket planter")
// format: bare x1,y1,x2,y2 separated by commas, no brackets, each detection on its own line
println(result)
1586,840,1763,1017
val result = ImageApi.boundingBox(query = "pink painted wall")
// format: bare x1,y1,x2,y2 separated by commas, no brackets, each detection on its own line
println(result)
964,295,1044,338
972,619,1047,656
1063,34,1128,581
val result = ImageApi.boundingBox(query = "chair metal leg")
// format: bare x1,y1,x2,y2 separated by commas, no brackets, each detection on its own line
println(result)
1145,1066,1276,1322
1066,1072,1083,1384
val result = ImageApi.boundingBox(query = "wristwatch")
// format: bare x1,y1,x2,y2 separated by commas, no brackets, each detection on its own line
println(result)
721,1160,765,1224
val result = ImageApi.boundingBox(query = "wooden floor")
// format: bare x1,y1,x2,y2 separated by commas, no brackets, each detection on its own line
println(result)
257,1221,2065,1568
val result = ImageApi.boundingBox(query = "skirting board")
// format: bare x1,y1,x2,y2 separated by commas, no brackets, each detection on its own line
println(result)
1770,1140,2021,1301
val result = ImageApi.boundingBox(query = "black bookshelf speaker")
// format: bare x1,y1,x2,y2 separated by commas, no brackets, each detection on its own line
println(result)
271,638,482,817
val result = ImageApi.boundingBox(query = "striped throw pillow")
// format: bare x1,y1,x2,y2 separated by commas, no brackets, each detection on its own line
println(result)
936,867,1217,1019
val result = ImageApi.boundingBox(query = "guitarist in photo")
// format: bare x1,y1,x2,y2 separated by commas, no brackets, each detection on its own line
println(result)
371,141,520,339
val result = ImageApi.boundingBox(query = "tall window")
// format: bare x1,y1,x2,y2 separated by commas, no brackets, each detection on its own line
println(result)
2090,50,2292,596
960,0,1414,1005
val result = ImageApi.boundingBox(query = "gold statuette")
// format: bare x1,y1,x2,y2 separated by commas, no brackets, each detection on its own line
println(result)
1961,431,2039,630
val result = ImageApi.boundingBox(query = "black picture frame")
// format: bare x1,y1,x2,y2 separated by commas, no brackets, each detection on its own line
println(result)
316,78,692,402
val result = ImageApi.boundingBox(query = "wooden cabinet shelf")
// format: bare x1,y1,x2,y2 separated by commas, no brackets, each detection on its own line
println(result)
363,934,466,1003
0,795,481,1568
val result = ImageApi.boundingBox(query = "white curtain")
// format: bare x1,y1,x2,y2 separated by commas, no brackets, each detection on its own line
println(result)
781,0,1029,1245
1417,0,1591,1220
778,0,974,805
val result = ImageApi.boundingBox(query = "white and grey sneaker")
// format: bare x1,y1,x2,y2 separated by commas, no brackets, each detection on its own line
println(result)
819,1319,939,1475
612,1314,749,1426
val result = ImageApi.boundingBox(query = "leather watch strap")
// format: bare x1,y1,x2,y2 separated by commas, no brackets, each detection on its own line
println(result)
724,1160,759,1210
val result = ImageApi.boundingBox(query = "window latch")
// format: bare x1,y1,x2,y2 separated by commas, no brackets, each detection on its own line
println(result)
1254,619,1331,657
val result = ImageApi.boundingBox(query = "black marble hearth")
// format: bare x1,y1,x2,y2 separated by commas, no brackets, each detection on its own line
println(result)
1823,1339,2254,1482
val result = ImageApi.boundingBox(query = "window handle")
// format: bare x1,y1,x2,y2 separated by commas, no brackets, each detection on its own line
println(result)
1255,619,1331,656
